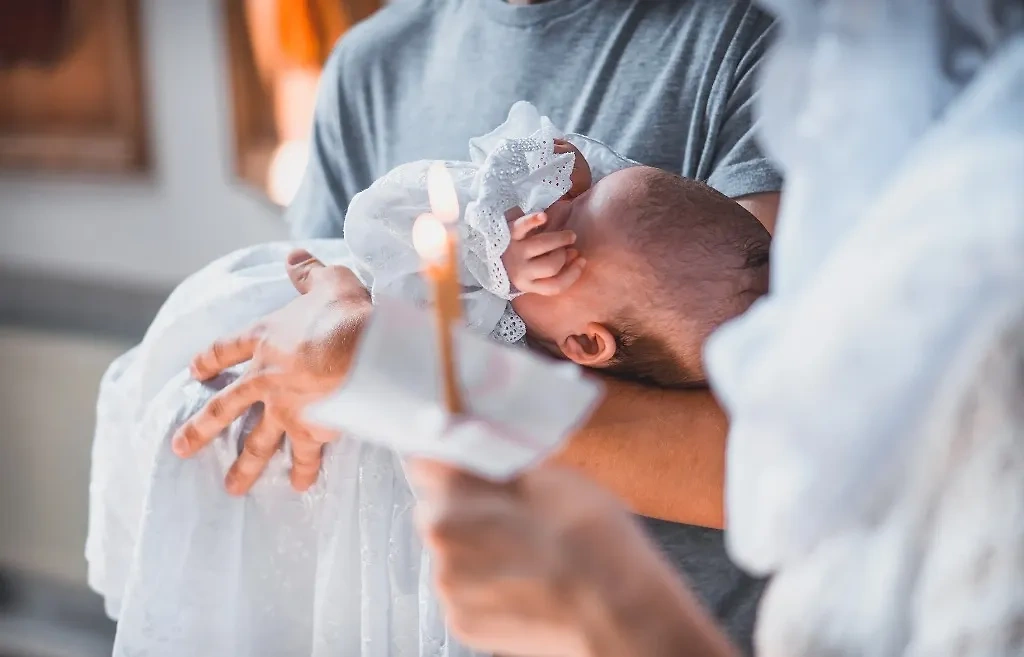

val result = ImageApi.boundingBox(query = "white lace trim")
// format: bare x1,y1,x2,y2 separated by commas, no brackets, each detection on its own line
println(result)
490,303,527,345
564,132,641,181
463,132,574,300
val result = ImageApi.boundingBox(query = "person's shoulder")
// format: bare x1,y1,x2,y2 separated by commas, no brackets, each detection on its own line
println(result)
327,0,438,77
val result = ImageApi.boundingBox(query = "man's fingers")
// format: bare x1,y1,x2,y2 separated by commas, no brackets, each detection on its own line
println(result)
171,376,264,457
289,439,324,492
224,414,284,496
510,212,547,241
286,249,327,294
526,257,586,296
190,330,260,381
523,230,576,259
277,409,337,492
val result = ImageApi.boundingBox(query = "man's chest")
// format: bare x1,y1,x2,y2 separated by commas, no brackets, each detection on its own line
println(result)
372,22,720,179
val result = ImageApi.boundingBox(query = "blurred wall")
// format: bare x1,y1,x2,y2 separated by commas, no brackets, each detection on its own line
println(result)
0,329,126,584
0,0,288,588
0,0,286,289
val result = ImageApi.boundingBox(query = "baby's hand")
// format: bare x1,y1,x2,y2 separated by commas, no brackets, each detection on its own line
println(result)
553,138,591,198
502,212,586,296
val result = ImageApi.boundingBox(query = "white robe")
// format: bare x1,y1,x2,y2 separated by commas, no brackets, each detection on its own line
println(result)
704,2,1024,655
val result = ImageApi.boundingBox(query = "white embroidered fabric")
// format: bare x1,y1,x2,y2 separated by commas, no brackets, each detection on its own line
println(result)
87,103,631,657
702,2,1024,656
492,305,528,345
464,133,573,300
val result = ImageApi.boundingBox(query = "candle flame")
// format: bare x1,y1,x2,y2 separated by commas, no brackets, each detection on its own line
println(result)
427,162,460,224
413,214,448,262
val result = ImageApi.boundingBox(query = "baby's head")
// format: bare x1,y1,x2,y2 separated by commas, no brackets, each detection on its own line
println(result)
512,166,770,388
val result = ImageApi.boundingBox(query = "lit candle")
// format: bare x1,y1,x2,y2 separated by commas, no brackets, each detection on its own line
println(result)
427,161,461,223
413,163,464,415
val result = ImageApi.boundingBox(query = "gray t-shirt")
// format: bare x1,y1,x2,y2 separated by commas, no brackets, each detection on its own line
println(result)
289,0,778,653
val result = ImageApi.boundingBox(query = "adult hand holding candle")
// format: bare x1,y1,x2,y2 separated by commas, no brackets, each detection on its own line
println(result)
413,162,464,415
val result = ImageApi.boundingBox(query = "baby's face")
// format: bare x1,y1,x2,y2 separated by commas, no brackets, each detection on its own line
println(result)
511,169,641,358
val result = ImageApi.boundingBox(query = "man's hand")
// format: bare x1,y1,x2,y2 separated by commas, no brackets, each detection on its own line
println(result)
408,462,739,657
171,249,372,495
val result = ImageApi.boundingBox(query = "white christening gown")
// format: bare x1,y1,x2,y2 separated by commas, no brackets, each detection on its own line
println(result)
87,101,633,657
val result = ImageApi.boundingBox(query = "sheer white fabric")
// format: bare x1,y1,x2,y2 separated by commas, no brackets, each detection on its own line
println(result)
703,2,1024,655
87,240,436,657
87,102,631,657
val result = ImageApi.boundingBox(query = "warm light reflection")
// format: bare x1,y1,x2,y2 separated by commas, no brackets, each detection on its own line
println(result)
426,162,460,224
412,213,448,263
268,139,308,206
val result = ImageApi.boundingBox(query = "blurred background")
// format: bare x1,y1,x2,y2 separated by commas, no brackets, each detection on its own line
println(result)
0,1,377,654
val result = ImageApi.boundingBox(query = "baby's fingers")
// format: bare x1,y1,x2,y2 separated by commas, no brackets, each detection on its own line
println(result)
509,212,547,241
523,248,570,281
524,255,587,296
522,230,576,259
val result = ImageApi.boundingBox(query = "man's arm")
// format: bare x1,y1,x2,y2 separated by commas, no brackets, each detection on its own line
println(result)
736,190,781,234
703,9,783,234
553,379,728,529
286,37,375,238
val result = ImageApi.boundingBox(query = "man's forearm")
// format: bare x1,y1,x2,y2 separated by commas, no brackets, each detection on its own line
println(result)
736,191,781,234
553,379,727,529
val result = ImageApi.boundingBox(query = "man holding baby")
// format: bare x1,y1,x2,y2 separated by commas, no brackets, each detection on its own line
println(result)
174,0,781,653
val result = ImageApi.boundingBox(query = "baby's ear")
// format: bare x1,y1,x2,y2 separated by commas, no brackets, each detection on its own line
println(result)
560,323,617,368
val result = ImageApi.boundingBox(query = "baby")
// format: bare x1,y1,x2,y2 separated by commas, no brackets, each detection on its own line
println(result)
506,164,769,388
342,102,769,390
87,102,769,657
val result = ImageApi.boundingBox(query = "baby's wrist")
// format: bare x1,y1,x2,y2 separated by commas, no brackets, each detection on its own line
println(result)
500,254,521,286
